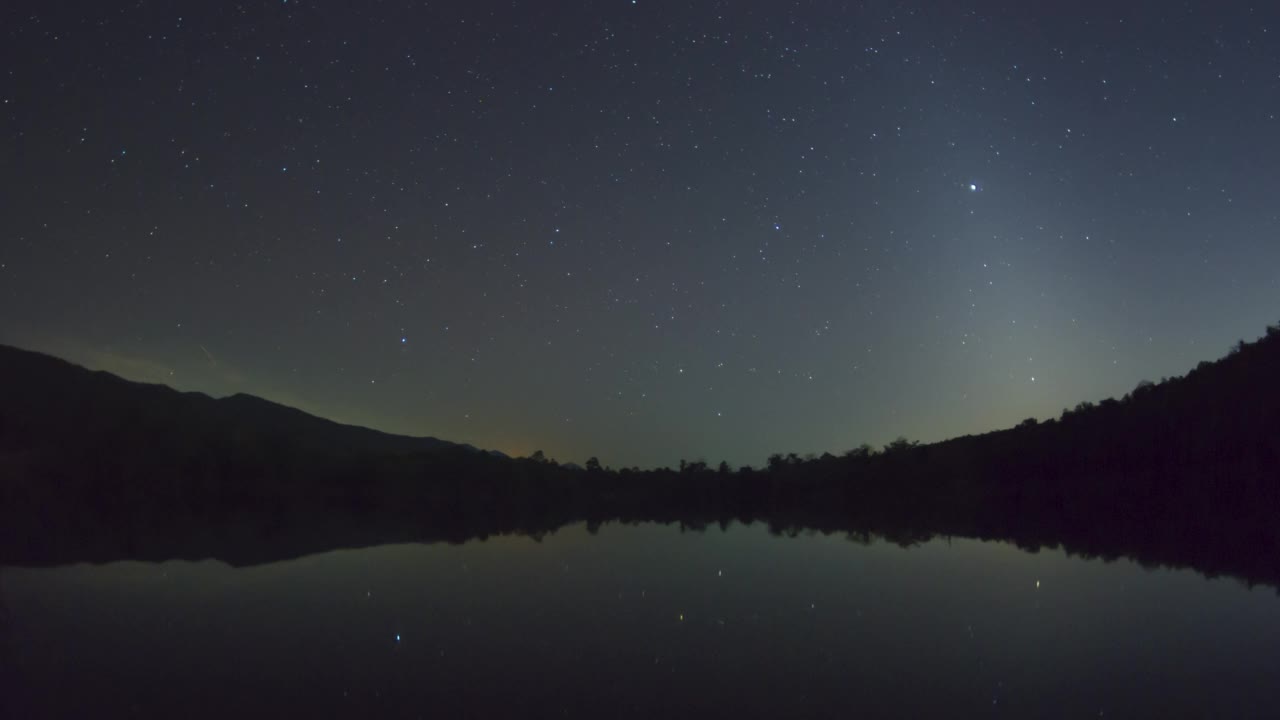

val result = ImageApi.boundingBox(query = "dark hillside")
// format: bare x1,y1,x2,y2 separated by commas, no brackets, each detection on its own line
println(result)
0,344,455,464
1,326,1277,586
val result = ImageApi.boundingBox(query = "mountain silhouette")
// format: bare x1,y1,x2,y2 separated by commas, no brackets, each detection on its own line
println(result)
0,343,467,462
1,326,1278,586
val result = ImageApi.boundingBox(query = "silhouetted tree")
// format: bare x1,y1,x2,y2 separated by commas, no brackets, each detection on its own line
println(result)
767,454,786,472
844,444,874,459
883,437,917,454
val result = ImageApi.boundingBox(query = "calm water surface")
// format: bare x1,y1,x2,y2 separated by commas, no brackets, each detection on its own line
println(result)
4,522,1280,718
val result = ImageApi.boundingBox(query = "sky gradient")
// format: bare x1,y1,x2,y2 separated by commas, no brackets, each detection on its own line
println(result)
3,0,1278,468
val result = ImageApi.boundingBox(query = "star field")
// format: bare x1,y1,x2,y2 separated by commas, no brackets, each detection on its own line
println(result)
3,1,1278,468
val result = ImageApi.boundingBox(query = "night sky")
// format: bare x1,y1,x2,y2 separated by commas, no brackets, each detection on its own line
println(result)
3,1,1278,468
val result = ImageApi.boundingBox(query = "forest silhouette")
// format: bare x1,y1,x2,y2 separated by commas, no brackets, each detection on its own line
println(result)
1,324,1278,587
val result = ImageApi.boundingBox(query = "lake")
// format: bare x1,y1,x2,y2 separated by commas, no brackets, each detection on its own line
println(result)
4,522,1280,718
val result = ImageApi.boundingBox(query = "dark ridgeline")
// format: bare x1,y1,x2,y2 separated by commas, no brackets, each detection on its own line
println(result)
1,325,1278,587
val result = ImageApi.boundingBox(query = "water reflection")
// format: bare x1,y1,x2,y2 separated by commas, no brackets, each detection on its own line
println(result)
5,523,1280,718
